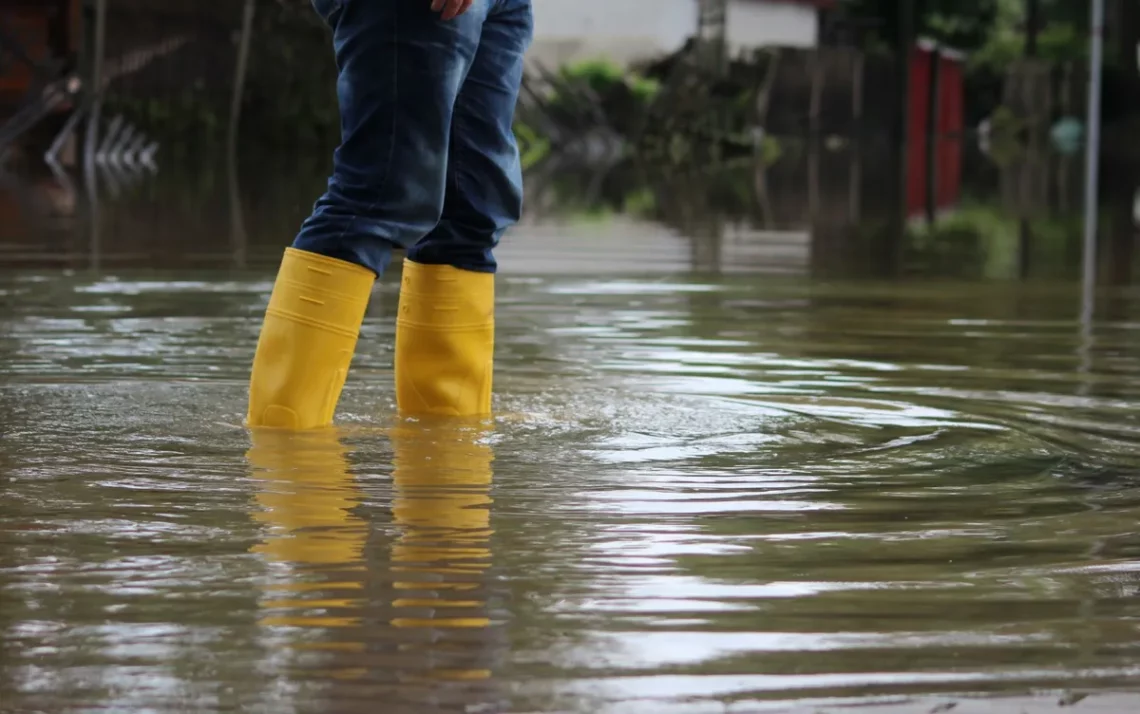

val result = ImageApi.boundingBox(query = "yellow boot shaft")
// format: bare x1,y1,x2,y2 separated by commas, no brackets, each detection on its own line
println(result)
248,248,375,430
395,261,494,417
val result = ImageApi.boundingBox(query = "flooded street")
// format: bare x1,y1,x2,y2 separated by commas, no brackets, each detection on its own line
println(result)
4,0,1140,705
4,243,1140,711
2,129,1140,711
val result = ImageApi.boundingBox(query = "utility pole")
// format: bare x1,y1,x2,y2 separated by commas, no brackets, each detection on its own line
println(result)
1081,0,1105,324
83,0,107,180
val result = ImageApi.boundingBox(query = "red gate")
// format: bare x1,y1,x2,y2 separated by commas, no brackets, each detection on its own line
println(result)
906,38,965,219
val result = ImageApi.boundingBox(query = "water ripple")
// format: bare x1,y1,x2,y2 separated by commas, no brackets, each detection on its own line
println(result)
3,273,1140,712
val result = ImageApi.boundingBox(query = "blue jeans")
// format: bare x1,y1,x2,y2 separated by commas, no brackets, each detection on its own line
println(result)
294,0,533,275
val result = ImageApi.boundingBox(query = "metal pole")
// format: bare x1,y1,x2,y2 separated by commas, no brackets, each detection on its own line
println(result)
1081,0,1104,322
84,0,107,178
84,0,108,271
1078,0,1105,396
889,0,915,276
228,0,256,155
228,0,256,269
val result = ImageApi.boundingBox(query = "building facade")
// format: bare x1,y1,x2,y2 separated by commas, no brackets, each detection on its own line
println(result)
529,0,827,69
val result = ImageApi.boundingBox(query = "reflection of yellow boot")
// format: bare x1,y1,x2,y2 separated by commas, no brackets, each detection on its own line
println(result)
248,427,367,630
248,248,374,429
389,418,495,680
395,260,494,417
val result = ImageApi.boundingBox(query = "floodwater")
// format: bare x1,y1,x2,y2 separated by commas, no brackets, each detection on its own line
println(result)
4,152,1140,713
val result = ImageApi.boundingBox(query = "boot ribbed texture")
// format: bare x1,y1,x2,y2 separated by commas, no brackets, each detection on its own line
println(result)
395,260,494,417
247,248,374,429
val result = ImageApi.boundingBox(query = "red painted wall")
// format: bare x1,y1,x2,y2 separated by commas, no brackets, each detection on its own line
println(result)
906,42,965,218
906,46,932,215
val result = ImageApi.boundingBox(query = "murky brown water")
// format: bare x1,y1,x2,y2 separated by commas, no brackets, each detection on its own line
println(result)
3,260,1140,713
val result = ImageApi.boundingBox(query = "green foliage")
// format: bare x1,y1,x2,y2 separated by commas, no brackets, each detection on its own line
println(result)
843,0,1000,54
621,186,657,216
905,199,1085,279
970,0,1090,69
547,58,661,132
907,202,1018,278
759,135,782,165
513,121,551,170
560,58,624,92
558,58,661,102
845,0,1095,71
985,105,1029,165
541,58,663,142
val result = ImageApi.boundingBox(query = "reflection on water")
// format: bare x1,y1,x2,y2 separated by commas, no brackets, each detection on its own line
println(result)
3,141,1139,283
3,134,1140,712
248,428,367,631
386,420,501,710
3,268,1140,712
247,422,501,712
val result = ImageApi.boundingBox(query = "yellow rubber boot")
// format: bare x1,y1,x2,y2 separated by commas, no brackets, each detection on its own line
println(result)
395,260,494,417
247,248,375,429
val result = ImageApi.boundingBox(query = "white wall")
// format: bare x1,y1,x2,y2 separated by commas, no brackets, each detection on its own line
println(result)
529,0,695,69
725,1,819,55
529,0,819,69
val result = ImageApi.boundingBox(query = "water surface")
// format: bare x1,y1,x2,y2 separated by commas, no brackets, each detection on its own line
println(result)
3,263,1140,712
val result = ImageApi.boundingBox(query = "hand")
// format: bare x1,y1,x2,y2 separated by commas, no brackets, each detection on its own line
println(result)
431,0,474,21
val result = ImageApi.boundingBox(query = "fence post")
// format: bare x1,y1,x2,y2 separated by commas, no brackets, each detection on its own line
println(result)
851,49,864,128
228,0,256,156
895,0,915,241
82,0,108,270
83,0,107,173
809,50,824,135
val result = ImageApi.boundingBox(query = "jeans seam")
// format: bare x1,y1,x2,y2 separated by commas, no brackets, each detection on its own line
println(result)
450,99,467,210
446,15,481,229
332,0,398,247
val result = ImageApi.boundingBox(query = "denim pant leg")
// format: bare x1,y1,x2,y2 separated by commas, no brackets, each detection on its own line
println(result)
406,0,534,274
293,0,491,276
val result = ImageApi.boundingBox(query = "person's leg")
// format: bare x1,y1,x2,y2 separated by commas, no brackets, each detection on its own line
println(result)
406,0,532,274
248,0,491,430
395,0,533,417
294,0,489,275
